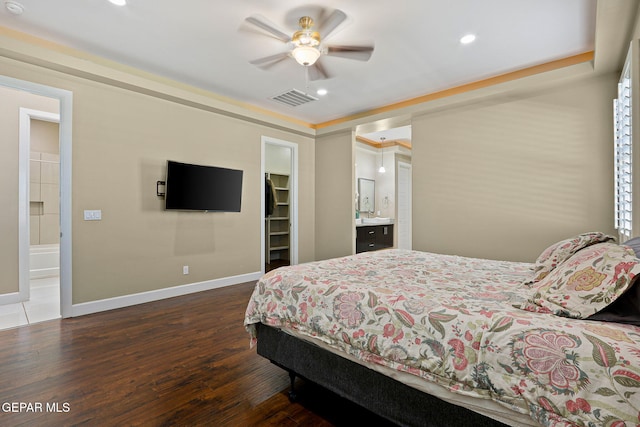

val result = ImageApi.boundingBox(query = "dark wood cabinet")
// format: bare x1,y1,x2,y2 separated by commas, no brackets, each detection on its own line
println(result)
356,224,394,253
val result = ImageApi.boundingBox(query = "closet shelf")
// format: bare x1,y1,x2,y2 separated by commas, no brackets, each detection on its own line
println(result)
266,172,290,265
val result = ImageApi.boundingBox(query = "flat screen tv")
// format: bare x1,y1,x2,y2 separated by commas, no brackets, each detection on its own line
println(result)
164,160,243,212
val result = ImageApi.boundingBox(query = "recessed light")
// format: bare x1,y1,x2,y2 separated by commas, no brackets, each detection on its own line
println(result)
316,88,328,96
108,0,127,5
5,1,25,15
460,34,476,44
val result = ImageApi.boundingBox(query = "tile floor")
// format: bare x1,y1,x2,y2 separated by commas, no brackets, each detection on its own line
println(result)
0,276,60,331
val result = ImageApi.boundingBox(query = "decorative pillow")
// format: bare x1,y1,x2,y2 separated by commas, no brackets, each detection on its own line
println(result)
517,242,640,318
527,232,615,284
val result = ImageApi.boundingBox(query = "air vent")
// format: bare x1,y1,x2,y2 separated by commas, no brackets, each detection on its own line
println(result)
271,89,318,107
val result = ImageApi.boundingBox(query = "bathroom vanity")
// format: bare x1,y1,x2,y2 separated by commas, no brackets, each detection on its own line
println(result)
356,220,394,253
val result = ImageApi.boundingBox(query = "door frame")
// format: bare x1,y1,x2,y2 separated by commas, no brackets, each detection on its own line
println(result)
19,108,60,303
261,136,298,272
396,160,412,250
1,75,73,318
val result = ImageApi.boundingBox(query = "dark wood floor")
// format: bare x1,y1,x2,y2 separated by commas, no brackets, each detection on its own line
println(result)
265,259,289,273
0,281,395,426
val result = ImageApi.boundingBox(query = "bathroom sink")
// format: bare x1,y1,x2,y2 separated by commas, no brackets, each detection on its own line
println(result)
361,217,391,224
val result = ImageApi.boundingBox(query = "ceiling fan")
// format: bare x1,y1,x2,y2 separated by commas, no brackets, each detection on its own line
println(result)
244,9,374,80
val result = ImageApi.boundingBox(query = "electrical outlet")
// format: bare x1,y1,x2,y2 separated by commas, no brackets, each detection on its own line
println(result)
183,265,189,275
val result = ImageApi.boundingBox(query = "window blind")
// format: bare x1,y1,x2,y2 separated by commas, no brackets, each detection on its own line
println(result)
614,65,632,241
613,41,640,243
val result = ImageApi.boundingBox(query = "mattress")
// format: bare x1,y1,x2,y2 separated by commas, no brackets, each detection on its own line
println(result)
245,249,640,426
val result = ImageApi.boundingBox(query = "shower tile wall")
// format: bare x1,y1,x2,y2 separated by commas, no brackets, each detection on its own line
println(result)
30,152,60,245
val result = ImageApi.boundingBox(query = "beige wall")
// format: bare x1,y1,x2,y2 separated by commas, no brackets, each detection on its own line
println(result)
315,131,355,260
0,86,59,295
30,119,59,153
0,35,623,307
412,73,618,262
0,58,315,304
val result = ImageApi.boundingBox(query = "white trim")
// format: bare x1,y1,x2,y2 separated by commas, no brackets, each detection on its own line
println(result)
397,161,412,250
0,292,22,305
0,75,73,318
71,272,262,317
261,136,299,272
18,108,60,304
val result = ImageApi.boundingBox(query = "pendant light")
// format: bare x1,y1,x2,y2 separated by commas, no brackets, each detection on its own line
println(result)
378,137,386,173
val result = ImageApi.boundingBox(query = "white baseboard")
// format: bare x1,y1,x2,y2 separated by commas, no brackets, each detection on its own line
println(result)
0,292,23,305
70,271,262,317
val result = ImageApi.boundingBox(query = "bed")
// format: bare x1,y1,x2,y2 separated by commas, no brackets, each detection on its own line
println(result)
244,232,640,426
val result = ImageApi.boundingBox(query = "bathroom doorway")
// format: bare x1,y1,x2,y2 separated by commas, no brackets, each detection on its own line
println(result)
261,137,298,273
0,75,73,322
355,124,412,250
23,112,61,323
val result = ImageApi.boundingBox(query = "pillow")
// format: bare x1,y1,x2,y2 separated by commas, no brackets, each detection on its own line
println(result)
517,242,640,318
587,277,640,326
622,237,640,258
587,240,640,326
528,232,615,284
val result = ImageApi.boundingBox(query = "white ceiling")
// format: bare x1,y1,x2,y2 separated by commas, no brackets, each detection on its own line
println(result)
0,0,597,130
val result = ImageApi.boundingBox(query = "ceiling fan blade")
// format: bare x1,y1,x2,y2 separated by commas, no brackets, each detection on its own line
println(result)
245,15,291,42
250,52,291,70
326,45,374,61
307,60,331,81
318,9,347,40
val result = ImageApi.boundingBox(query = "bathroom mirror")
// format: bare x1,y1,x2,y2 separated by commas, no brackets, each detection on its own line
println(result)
358,178,375,213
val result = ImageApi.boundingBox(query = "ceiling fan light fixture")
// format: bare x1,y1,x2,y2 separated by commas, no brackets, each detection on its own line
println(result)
292,46,321,66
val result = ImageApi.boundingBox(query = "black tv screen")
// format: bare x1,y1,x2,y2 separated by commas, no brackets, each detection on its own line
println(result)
165,160,243,212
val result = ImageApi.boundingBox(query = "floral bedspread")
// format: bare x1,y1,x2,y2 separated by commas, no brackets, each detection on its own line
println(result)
244,249,640,427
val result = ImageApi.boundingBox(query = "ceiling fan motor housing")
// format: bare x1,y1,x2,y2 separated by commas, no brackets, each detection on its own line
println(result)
292,16,321,48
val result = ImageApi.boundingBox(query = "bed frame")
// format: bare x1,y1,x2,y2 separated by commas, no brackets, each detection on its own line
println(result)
255,323,509,427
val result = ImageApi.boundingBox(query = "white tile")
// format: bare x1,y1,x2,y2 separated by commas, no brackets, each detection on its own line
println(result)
30,276,59,289
0,277,61,331
23,300,60,324
26,277,60,324
0,303,29,330
29,285,59,302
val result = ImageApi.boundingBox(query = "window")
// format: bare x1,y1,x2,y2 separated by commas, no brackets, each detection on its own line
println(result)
614,41,639,243
614,61,632,240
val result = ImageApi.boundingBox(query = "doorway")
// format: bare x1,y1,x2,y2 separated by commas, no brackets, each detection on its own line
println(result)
261,137,298,273
21,110,61,323
355,124,413,251
0,75,73,320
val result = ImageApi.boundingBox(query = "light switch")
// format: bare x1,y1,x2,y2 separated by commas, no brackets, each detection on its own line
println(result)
84,210,102,221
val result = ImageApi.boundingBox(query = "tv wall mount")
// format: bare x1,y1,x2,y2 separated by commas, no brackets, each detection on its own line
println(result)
156,181,165,198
